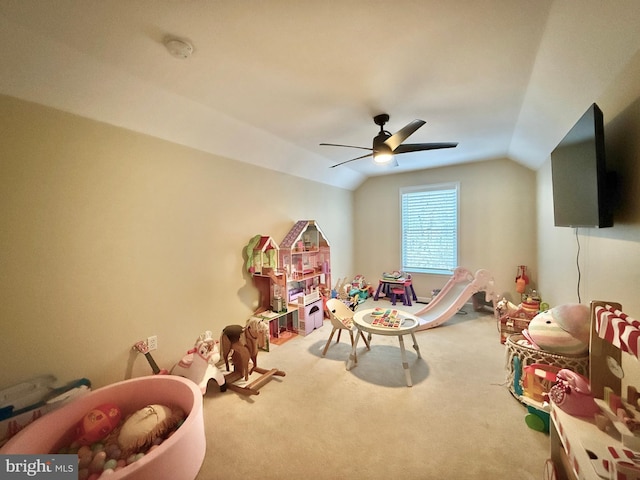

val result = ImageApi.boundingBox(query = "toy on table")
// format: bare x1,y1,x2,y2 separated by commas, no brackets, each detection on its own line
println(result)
523,303,590,355
171,330,227,394
220,319,285,396
381,270,407,281
133,340,169,375
74,403,122,445
370,308,402,328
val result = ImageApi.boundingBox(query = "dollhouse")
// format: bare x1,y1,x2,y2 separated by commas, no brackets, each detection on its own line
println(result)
279,220,331,336
279,220,331,302
244,221,332,342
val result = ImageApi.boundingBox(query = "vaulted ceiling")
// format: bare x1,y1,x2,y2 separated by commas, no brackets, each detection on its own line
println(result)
1,1,639,190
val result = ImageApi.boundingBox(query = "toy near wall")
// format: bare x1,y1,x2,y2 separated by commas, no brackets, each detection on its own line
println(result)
347,274,373,309
133,340,169,375
171,331,227,394
220,318,285,396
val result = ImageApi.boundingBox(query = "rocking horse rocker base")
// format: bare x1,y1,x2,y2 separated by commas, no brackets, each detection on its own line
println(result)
224,366,285,396
221,321,285,396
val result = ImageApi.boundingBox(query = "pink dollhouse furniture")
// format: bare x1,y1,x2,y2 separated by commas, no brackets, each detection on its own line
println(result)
0,375,205,480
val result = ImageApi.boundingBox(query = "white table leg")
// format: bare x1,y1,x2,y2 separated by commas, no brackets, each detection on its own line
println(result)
398,335,412,387
346,327,362,370
410,332,421,359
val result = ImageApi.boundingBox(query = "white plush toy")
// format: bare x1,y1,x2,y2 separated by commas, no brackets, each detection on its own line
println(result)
171,330,227,394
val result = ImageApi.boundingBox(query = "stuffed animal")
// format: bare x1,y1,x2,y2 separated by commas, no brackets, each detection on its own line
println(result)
523,303,590,355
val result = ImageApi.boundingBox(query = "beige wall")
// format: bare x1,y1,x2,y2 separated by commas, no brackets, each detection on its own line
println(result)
0,95,354,388
353,158,537,303
536,51,640,382
3,45,640,392
537,50,640,315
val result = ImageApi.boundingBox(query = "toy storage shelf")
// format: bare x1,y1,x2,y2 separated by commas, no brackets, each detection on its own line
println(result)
550,405,608,480
547,301,640,480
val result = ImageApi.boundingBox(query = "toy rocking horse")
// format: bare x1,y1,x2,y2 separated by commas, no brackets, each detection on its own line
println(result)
171,330,227,394
220,318,285,396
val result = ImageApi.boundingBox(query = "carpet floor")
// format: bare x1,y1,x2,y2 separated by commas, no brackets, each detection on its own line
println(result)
195,298,549,479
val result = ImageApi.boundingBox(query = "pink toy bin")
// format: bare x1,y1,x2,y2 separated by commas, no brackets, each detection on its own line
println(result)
0,375,205,480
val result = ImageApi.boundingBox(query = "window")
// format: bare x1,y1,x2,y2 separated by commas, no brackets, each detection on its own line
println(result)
400,183,459,275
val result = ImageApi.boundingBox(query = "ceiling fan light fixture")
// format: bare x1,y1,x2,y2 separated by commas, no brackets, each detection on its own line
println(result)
373,143,394,164
373,152,394,164
322,113,457,169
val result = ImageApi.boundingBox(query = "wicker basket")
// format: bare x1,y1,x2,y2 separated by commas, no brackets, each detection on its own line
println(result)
499,315,533,344
505,334,589,398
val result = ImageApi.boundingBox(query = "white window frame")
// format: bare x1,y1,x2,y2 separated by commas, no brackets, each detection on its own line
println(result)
400,182,459,275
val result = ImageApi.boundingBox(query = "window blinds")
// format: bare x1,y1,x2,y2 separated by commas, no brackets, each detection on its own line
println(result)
400,184,458,274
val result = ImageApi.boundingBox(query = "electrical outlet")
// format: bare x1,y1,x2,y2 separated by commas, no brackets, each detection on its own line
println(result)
147,335,158,351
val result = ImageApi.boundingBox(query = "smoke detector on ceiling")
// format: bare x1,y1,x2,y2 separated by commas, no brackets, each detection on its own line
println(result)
164,37,193,59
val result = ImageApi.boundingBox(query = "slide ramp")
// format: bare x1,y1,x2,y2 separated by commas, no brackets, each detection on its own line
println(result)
415,267,495,331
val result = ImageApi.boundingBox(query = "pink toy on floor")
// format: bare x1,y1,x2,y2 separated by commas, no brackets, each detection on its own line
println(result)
414,267,496,331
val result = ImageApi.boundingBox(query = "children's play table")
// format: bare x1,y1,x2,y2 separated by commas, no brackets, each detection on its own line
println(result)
373,278,418,306
346,308,422,387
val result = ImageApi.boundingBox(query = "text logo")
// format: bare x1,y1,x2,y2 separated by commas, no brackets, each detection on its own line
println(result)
1,455,76,479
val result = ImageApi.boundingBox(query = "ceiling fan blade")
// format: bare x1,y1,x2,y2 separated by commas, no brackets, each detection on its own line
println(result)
393,142,458,154
320,143,373,152
384,119,426,151
329,152,373,168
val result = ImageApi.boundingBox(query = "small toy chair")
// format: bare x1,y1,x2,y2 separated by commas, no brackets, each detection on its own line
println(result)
322,298,370,356
390,287,408,306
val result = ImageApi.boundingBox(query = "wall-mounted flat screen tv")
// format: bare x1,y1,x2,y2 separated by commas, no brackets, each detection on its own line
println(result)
551,103,613,228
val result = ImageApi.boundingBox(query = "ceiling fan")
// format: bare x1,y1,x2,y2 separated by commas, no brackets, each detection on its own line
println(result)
320,113,458,168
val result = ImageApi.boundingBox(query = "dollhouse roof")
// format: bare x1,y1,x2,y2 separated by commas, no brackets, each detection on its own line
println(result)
279,220,330,249
255,235,278,252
